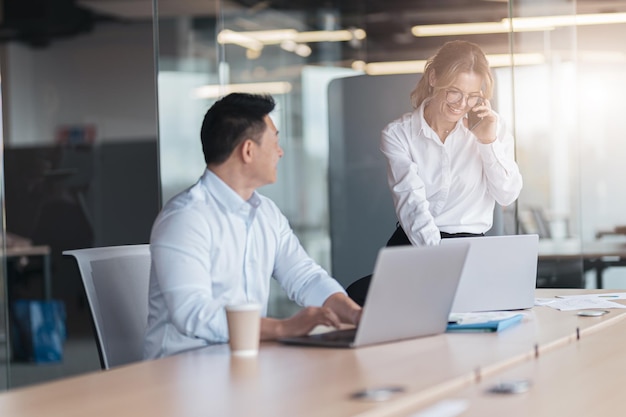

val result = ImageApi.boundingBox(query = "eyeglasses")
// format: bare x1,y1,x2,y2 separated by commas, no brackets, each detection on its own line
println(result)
445,89,484,108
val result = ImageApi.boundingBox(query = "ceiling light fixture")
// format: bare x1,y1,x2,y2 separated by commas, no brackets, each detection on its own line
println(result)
412,21,552,37
412,12,626,37
218,28,366,47
194,82,293,99
357,53,545,75
279,40,312,57
217,30,264,51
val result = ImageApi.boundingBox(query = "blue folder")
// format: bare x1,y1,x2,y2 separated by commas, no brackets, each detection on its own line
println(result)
446,313,523,333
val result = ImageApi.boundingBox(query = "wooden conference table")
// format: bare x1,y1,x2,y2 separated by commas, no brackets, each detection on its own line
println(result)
415,315,626,417
411,295,626,417
0,289,624,417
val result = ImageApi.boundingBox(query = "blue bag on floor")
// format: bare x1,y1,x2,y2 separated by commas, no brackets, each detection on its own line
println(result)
11,299,67,363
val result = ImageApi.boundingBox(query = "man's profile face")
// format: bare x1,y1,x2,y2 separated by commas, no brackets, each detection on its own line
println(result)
251,116,283,186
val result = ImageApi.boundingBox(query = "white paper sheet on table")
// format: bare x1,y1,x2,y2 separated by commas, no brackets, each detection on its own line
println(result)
535,296,626,311
555,292,626,300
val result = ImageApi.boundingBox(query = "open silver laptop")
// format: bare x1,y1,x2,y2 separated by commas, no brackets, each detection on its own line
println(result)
279,243,470,348
441,234,539,313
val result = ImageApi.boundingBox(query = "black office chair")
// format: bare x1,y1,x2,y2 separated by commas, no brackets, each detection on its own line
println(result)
346,274,372,307
347,224,411,306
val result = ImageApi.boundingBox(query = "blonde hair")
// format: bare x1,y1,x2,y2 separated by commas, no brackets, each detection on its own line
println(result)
410,40,494,109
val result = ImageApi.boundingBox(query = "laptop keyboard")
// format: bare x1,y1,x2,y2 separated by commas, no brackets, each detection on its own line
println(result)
311,328,357,343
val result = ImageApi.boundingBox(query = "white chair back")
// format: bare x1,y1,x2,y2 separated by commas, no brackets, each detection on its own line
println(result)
63,245,150,369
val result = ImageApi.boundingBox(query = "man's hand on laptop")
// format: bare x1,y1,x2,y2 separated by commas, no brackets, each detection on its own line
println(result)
261,307,342,340
323,292,362,326
261,293,361,340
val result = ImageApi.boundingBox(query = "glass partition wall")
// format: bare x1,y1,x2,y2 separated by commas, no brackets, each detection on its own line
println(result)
1,0,626,390
0,13,159,387
156,0,626,309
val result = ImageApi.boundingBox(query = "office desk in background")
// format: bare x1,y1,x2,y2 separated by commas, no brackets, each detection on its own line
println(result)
0,289,624,417
4,245,52,299
539,239,626,288
595,224,626,239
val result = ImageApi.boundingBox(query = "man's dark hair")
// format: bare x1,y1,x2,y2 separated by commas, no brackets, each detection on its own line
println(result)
200,93,276,165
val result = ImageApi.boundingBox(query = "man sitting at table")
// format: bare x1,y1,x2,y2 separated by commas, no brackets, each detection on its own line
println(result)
144,93,362,359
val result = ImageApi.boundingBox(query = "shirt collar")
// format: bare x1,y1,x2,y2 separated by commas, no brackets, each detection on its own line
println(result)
415,99,466,143
415,100,437,141
202,169,261,213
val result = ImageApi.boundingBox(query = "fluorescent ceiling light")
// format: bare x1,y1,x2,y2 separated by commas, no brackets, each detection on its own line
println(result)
217,30,264,51
412,12,626,37
217,28,366,46
358,53,545,75
358,60,427,76
194,82,293,99
219,29,298,44
413,21,552,37
294,29,366,43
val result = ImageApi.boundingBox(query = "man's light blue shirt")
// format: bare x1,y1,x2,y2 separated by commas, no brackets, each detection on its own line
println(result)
144,169,345,359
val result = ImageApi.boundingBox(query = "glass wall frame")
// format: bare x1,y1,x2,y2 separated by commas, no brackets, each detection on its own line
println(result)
0,69,8,389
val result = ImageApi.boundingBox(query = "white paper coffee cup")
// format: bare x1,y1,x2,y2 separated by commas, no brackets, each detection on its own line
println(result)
225,303,261,356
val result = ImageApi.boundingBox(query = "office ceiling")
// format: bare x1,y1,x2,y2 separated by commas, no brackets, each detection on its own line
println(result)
76,0,514,60
4,0,626,59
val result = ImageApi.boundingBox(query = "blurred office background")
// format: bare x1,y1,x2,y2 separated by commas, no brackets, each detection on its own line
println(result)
2,0,626,389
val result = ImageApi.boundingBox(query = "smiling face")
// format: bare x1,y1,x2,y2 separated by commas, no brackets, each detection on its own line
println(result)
430,71,483,125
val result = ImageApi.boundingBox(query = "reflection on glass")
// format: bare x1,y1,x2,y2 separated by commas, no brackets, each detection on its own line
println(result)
0,16,159,388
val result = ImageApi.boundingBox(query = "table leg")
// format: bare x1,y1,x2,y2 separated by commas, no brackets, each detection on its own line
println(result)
595,264,604,289
43,253,52,299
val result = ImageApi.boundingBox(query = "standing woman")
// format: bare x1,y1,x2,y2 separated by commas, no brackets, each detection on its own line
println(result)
347,40,522,305
383,39,522,246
